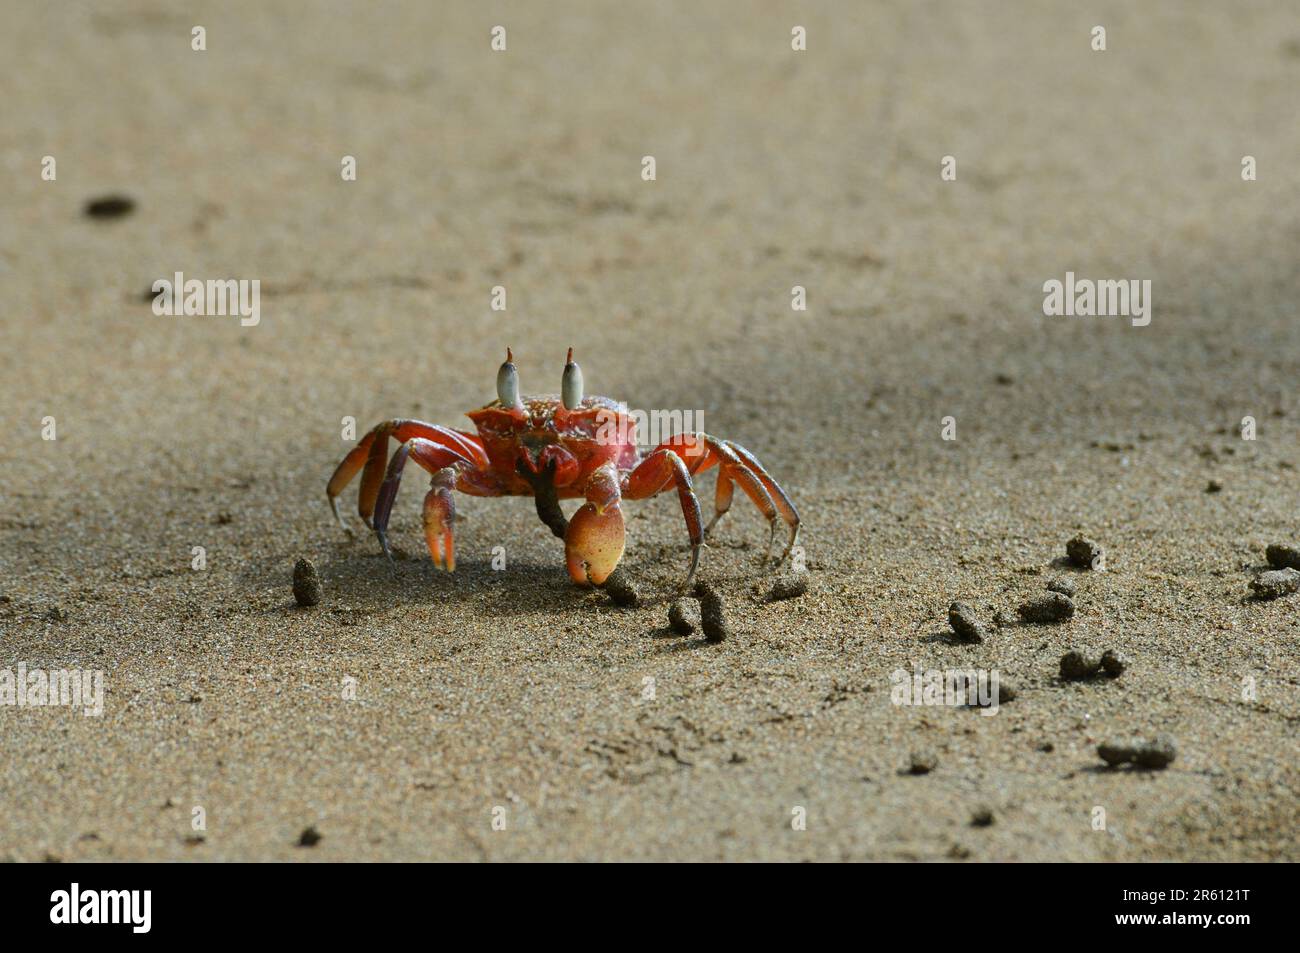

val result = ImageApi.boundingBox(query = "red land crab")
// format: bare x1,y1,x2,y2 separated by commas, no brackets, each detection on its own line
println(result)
326,349,801,588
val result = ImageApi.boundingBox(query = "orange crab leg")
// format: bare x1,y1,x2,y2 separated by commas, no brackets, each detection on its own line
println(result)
639,433,795,562
623,449,705,588
371,438,479,567
724,441,801,559
326,419,486,528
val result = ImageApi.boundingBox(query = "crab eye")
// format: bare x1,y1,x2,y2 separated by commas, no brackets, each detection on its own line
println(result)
561,347,583,410
497,348,522,408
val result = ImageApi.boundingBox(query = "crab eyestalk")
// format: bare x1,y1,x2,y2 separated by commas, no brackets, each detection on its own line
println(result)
561,347,583,410
497,347,523,410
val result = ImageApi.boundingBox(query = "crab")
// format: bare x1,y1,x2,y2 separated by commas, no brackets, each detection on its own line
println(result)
326,349,800,589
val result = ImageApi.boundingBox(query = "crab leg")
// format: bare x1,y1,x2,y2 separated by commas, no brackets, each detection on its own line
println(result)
326,419,486,529
422,468,458,571
371,438,478,568
723,440,801,559
639,433,798,564
622,449,705,588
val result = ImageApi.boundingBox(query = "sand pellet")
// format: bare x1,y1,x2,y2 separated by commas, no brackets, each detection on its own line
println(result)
1066,535,1103,569
908,751,938,775
1099,649,1127,678
1132,737,1177,769
600,566,638,606
292,558,322,607
667,598,699,635
1249,567,1300,600
694,582,729,642
1046,578,1076,597
948,601,987,644
971,678,1016,707
768,570,809,601
1097,740,1135,766
1097,736,1176,770
1061,649,1125,681
1265,544,1300,571
1059,650,1100,680
1018,592,1074,623
83,195,136,219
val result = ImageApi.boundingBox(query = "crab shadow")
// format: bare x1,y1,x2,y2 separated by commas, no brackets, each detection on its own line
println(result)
308,549,595,619
257,533,706,622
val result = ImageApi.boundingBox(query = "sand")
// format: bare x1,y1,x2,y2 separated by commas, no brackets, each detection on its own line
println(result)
1,1,1298,861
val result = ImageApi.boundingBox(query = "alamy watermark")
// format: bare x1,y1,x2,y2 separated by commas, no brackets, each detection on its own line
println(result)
50,883,150,933
1043,271,1151,327
151,271,260,326
891,665,1003,716
1,664,104,716
595,404,704,450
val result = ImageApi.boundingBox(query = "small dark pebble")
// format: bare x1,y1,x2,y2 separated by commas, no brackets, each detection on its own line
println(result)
667,598,699,635
1098,736,1176,770
1066,534,1104,569
292,558,323,607
600,566,638,606
213,511,233,525
908,750,938,775
1205,479,1223,493
1046,577,1076,597
83,195,136,219
1249,567,1300,600
44,606,69,622
970,807,995,827
297,826,322,847
1018,592,1074,624
1265,544,1300,571
948,601,987,644
694,582,728,642
768,570,809,602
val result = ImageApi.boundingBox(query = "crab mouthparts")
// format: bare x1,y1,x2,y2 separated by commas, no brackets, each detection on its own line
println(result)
516,437,553,475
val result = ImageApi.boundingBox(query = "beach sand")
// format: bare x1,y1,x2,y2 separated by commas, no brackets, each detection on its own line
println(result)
1,0,1298,860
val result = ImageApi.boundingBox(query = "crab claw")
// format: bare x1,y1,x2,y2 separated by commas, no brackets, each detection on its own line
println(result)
565,500,625,586
422,479,457,571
